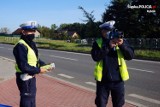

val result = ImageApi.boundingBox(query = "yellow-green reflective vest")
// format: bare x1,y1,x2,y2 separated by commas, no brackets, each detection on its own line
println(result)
94,38,129,81
15,39,38,72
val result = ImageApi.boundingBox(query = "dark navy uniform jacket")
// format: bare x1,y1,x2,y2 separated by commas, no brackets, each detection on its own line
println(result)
13,39,45,75
13,38,46,97
91,37,134,82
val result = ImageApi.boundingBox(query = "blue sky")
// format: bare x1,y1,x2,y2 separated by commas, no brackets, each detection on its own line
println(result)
0,0,111,32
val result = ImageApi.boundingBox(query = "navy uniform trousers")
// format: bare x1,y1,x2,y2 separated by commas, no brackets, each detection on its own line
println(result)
95,81,125,107
16,73,36,107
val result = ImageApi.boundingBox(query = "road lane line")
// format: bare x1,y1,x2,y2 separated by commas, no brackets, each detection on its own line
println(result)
44,74,95,92
0,56,15,62
50,55,78,61
39,49,90,56
7,48,13,50
133,59,160,64
39,48,160,63
58,74,74,79
85,82,96,86
129,94,160,105
0,47,4,48
128,67,155,73
125,100,147,107
59,51,90,56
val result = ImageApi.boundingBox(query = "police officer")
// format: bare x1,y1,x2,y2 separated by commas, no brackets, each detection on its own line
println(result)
91,20,134,107
13,21,53,107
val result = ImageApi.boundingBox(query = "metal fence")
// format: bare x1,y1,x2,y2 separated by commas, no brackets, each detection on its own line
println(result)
126,38,160,50
78,38,160,50
1,37,160,50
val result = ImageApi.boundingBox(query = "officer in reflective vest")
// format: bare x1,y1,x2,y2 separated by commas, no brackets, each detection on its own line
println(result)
91,21,134,107
13,21,53,107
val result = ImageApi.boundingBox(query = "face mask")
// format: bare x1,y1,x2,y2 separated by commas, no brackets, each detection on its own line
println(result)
26,34,35,41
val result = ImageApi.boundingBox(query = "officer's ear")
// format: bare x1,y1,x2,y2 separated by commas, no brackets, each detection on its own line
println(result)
21,30,25,35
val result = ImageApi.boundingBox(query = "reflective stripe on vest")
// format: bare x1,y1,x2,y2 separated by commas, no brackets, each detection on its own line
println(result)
15,39,38,72
94,38,129,81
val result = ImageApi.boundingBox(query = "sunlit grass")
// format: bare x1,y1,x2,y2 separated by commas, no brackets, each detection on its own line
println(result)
36,38,91,53
0,36,160,61
135,49,160,60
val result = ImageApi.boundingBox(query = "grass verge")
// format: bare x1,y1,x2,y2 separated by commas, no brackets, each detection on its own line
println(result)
134,49,160,61
0,37,160,61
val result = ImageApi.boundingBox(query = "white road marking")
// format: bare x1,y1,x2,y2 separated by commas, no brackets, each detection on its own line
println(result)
45,74,95,92
7,48,13,50
133,59,160,64
39,49,90,56
85,82,96,86
58,51,90,56
0,56,15,62
125,100,147,107
39,49,160,63
58,74,74,79
129,94,160,105
50,55,78,61
128,67,155,73
0,47,4,48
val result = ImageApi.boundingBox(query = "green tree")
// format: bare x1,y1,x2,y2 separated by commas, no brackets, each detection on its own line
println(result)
50,24,58,39
38,26,51,38
102,0,160,38
51,24,57,31
133,0,160,38
0,27,10,34
59,24,69,30
102,0,139,38
78,6,99,38
59,23,86,39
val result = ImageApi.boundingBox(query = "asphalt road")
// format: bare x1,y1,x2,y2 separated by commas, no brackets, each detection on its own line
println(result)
0,43,160,107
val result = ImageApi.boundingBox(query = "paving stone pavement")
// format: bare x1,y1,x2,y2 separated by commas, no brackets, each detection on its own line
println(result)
0,57,136,107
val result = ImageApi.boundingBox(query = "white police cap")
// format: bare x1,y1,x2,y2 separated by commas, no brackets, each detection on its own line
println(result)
20,21,38,30
99,20,115,30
